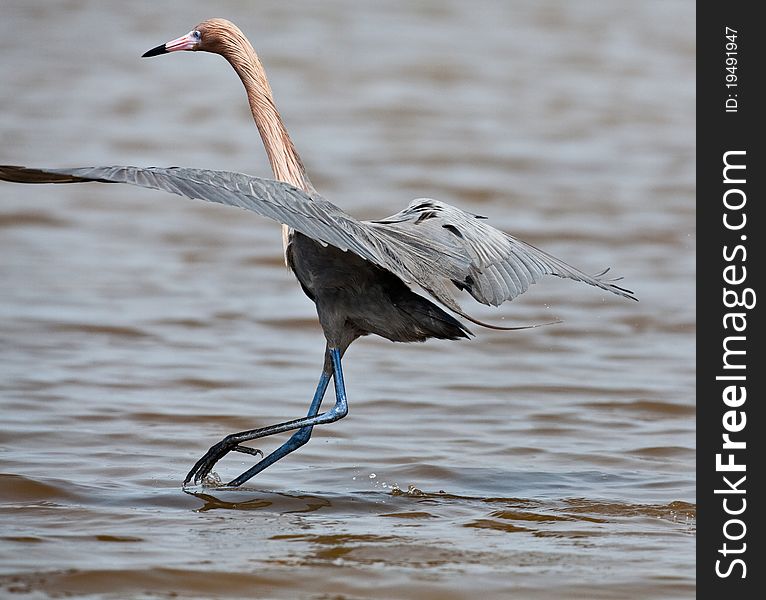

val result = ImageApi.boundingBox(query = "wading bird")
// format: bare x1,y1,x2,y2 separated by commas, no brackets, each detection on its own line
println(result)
0,19,636,487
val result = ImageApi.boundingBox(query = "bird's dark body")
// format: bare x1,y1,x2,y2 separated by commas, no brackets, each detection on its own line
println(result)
287,232,470,349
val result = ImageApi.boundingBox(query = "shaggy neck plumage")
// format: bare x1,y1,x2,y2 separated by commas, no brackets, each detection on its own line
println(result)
207,21,315,256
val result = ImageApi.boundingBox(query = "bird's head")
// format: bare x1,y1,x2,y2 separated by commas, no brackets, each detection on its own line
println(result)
142,18,247,58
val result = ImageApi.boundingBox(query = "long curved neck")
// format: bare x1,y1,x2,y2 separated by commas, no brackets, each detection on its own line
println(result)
218,33,315,195
215,30,314,258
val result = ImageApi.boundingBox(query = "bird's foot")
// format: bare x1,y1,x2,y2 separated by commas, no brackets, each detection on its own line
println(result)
183,436,263,487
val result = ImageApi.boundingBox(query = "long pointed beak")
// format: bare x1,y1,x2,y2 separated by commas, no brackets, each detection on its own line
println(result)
142,31,198,58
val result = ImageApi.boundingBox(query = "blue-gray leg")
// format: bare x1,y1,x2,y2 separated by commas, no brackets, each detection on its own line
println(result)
184,347,348,487
225,370,331,486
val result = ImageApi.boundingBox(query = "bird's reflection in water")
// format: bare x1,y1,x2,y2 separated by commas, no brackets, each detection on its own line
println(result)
185,488,332,514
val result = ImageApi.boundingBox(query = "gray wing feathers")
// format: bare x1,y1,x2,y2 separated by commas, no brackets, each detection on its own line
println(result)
0,164,431,291
366,198,636,305
0,165,635,322
0,165,386,267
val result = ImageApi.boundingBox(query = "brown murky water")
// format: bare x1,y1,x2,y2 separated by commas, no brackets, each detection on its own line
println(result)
0,1,695,598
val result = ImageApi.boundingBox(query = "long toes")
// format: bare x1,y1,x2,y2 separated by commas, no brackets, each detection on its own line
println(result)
189,456,219,485
183,457,212,487
183,440,236,486
189,459,213,486
183,457,207,486
234,445,264,457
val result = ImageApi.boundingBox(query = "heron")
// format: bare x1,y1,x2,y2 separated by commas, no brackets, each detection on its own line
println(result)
0,18,636,488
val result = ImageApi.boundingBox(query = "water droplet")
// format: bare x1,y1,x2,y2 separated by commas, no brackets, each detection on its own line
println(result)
407,485,426,497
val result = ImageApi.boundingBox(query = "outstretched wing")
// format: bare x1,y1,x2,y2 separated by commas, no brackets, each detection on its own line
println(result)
0,165,391,267
367,198,636,307
0,165,635,328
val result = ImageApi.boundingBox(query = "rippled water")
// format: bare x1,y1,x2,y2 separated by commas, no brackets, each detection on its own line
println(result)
0,1,695,598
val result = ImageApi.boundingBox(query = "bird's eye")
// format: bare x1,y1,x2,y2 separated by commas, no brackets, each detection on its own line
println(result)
192,30,202,41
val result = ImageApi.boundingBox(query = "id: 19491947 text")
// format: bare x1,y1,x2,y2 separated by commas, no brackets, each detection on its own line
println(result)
725,27,738,113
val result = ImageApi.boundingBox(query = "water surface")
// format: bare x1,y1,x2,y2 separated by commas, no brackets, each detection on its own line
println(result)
0,1,695,598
